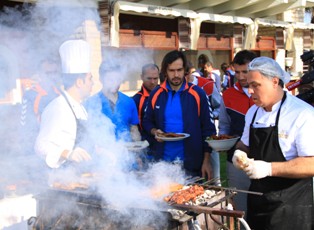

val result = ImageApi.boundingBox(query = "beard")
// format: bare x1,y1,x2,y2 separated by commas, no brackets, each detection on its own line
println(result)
169,77,184,87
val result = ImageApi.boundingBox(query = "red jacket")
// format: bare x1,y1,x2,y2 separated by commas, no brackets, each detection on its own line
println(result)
196,76,214,96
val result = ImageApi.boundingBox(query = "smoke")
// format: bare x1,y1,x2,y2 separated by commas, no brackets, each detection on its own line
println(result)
0,1,188,229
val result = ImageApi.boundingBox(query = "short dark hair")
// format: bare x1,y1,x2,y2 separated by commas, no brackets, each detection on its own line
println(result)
233,50,257,65
62,73,86,90
198,54,209,65
160,50,188,83
220,62,229,72
141,63,159,75
99,60,122,82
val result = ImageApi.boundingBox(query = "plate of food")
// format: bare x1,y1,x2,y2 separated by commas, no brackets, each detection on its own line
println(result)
156,132,190,141
124,140,149,152
205,135,240,151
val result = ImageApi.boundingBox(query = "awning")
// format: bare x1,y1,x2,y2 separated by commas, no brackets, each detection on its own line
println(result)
191,13,254,50
116,1,198,19
112,1,314,49
113,1,254,49
112,1,198,47
256,18,314,30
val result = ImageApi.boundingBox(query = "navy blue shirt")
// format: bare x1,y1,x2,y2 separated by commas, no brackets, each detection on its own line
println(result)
163,82,184,161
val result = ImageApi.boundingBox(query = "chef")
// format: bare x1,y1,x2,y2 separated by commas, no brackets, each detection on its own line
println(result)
232,57,314,230
35,39,93,168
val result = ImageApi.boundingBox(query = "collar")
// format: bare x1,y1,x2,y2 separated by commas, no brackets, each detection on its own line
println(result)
163,79,188,92
141,84,151,97
63,91,82,106
63,91,87,119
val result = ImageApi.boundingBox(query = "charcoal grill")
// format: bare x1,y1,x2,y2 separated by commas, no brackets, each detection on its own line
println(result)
28,179,248,230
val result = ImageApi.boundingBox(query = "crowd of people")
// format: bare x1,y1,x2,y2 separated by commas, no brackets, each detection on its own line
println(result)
16,39,314,229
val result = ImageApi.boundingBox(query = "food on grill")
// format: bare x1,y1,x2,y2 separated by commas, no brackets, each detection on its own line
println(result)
157,132,185,138
52,182,89,190
164,185,205,204
206,134,236,140
151,183,183,199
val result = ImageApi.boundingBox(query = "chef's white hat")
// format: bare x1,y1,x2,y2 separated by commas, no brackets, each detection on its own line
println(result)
59,40,91,74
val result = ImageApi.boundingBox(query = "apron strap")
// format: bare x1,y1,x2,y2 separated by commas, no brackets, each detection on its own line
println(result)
250,91,287,127
60,91,78,120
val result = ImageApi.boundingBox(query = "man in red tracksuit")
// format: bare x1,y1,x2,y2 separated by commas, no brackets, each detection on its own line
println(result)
218,50,257,219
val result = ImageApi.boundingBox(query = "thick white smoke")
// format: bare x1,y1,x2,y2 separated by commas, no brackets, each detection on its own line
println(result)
0,0,188,229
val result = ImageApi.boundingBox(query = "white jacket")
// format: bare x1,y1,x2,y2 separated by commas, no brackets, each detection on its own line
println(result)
35,92,87,168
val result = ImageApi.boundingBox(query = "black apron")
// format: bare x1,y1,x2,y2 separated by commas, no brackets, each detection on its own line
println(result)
61,93,93,171
247,92,313,230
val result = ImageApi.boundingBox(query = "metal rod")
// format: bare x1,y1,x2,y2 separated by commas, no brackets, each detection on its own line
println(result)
205,185,263,196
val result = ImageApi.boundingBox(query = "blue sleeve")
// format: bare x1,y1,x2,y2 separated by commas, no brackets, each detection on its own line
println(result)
222,74,228,88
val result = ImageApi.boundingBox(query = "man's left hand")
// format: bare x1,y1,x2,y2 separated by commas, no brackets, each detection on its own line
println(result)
201,159,212,181
244,160,272,179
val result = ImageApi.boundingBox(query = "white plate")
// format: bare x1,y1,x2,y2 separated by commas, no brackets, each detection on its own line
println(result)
124,140,149,152
156,133,190,141
205,136,239,151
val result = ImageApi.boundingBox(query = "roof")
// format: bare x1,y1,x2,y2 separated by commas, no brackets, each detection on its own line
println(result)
118,0,314,18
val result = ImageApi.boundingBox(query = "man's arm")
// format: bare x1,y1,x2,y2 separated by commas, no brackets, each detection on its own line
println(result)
201,151,212,180
272,156,314,178
235,140,250,153
235,141,314,179
130,125,141,141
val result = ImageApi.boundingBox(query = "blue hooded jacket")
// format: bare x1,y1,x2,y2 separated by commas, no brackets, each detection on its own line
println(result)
142,80,216,172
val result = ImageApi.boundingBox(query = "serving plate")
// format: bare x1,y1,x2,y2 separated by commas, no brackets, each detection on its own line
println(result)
205,136,239,151
156,133,190,142
124,140,149,151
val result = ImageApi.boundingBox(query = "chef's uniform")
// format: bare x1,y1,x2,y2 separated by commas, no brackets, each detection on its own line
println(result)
35,40,92,169
241,92,314,230
35,92,88,168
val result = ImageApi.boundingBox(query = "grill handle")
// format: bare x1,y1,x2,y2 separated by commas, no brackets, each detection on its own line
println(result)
171,204,245,218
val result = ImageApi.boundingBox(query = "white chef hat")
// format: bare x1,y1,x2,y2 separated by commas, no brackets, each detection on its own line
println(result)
59,40,91,74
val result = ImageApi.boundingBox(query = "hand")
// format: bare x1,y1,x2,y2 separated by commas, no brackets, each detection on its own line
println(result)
68,147,92,163
232,150,249,170
130,125,141,141
244,160,272,179
153,129,164,142
201,153,212,180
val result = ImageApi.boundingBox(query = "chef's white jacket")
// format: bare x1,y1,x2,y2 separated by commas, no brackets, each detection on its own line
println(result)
35,92,88,168
241,93,314,160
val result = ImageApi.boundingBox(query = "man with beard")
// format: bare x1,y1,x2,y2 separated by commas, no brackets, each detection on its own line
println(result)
142,50,216,179
218,50,256,219
133,63,159,137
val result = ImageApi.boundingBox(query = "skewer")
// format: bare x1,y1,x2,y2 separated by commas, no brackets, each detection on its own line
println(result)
205,185,263,196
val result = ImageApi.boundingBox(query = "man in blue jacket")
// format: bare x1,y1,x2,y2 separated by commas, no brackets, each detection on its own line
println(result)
142,50,216,179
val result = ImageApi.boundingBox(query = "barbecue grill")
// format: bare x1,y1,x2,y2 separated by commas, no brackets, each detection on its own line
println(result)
28,178,250,230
